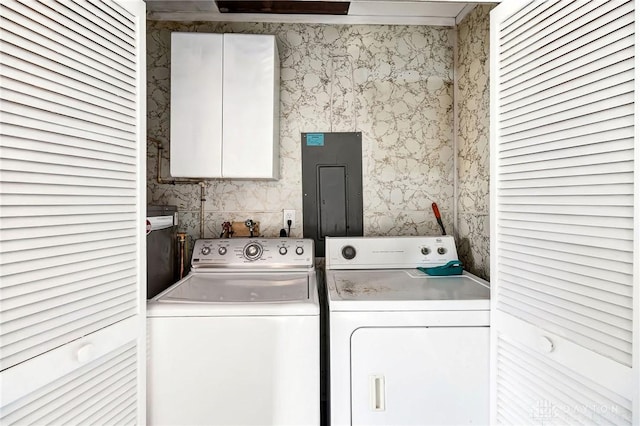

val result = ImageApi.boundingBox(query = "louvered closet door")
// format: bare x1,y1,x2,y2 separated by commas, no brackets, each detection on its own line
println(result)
0,0,146,424
490,1,638,424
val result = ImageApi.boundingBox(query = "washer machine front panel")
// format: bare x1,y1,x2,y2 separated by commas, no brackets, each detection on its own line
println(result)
148,314,320,426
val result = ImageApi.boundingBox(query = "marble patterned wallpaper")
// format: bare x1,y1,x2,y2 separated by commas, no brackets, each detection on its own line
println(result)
147,10,493,280
455,5,493,280
147,21,456,245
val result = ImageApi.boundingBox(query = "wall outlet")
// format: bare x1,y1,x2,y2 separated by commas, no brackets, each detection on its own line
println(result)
283,209,295,230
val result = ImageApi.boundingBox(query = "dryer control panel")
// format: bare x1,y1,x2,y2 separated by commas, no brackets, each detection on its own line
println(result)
192,238,314,269
325,236,459,270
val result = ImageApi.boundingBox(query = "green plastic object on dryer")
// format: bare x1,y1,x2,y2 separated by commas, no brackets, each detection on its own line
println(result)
417,260,463,276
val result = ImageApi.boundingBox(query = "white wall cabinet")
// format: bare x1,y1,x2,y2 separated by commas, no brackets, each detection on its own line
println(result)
170,32,280,179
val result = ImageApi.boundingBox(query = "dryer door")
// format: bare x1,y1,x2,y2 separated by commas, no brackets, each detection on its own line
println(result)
351,327,489,425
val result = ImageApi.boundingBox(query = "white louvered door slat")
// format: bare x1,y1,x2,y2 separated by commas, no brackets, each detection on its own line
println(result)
0,41,136,109
84,0,136,31
11,136,131,169
67,0,135,46
501,2,632,75
490,0,638,424
1,1,136,86
1,81,136,129
1,113,136,148
0,0,146,424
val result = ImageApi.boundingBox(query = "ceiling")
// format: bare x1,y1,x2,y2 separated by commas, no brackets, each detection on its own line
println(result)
144,1,495,26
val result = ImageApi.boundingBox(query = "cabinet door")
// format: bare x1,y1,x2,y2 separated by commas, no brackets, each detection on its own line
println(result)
170,32,223,178
222,34,279,179
351,327,489,426
490,1,638,424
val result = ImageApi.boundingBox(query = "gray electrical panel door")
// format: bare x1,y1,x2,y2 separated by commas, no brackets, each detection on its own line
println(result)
301,132,363,256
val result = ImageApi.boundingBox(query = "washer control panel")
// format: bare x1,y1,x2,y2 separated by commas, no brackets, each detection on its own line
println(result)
192,238,314,268
325,236,459,270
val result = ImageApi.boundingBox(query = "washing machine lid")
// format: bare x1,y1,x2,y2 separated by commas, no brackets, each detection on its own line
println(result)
158,272,309,303
326,269,490,311
148,271,319,316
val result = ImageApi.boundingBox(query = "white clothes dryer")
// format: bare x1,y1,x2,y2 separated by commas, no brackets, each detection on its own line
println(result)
147,238,319,426
325,236,490,426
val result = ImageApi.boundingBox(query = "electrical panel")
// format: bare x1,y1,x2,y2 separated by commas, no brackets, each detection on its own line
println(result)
301,132,363,256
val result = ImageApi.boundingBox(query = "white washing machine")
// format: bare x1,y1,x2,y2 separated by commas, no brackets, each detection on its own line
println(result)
147,238,319,426
325,236,490,426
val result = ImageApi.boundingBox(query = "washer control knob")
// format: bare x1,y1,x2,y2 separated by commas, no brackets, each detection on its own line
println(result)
342,245,356,260
201,246,211,255
421,247,430,255
243,243,263,260
279,246,288,255
295,246,304,256
218,247,227,255
437,247,447,255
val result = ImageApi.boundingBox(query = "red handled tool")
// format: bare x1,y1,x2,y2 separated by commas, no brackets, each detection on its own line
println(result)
431,202,447,235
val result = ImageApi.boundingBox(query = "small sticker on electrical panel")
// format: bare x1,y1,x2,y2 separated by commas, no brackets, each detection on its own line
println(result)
306,133,325,146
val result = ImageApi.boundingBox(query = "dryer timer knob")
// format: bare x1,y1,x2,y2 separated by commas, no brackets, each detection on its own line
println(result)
342,245,356,260
295,246,304,256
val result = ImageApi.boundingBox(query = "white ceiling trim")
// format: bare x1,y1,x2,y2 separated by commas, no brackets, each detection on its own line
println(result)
145,11,458,25
455,3,477,25
145,1,499,26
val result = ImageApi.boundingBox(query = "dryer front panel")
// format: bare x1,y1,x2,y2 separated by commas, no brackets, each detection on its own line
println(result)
350,326,489,425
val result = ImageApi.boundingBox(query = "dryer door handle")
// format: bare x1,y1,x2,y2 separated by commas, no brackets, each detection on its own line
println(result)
370,375,386,411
